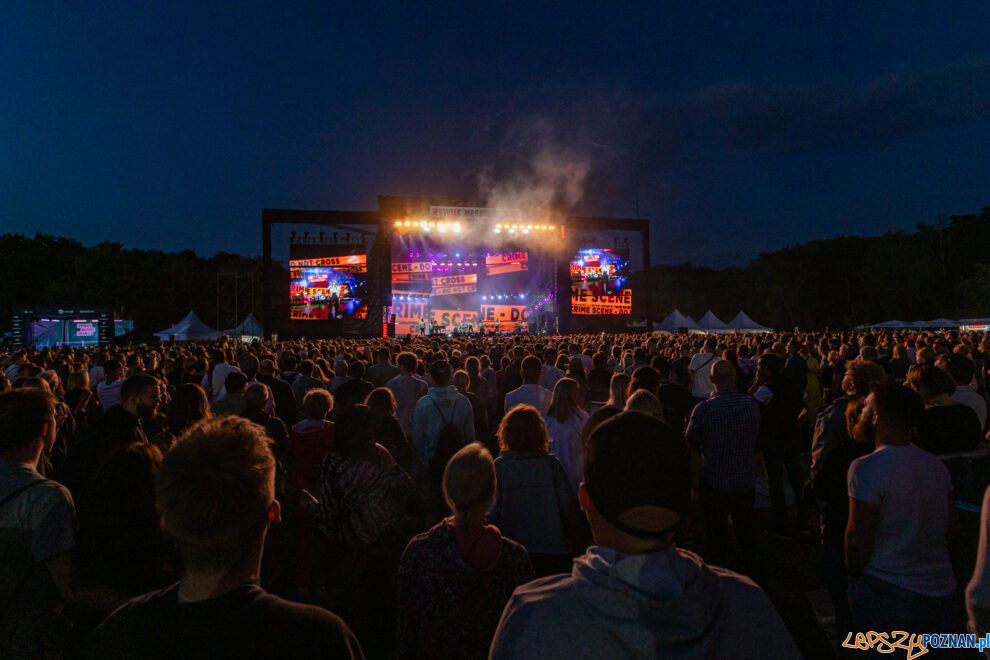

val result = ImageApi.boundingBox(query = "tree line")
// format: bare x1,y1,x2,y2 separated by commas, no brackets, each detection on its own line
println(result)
2,206,988,336
631,206,990,330
0,235,263,335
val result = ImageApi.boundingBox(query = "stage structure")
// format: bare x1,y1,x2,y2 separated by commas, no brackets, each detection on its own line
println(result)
262,196,650,338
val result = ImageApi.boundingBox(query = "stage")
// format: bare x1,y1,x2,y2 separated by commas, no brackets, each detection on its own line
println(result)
262,196,651,339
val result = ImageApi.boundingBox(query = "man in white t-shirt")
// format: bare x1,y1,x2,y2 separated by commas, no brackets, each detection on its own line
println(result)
845,384,957,634
688,338,718,400
947,355,987,430
505,356,553,415
211,349,240,402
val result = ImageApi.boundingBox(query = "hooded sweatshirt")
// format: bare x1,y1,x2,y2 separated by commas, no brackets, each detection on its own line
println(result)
490,545,800,659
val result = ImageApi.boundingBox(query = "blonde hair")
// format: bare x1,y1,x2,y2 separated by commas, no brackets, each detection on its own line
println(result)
302,388,333,420
442,443,495,528
624,389,664,422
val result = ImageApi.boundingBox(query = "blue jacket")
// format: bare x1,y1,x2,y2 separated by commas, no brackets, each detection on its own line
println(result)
488,451,586,555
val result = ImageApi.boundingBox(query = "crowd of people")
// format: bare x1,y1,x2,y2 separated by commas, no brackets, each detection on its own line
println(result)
4,328,990,658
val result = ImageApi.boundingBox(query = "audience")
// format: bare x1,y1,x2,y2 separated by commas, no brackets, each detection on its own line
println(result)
2,329,990,657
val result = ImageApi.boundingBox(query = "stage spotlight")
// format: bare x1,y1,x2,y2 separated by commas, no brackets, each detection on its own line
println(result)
453,223,462,233
394,221,401,227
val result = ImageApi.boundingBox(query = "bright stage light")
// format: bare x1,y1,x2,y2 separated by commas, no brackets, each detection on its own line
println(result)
453,223,462,233
394,221,401,227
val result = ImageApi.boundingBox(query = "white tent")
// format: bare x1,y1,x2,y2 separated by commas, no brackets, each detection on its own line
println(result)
728,311,772,333
656,309,701,334
223,313,264,340
922,318,958,327
866,320,909,329
153,311,220,342
697,310,732,333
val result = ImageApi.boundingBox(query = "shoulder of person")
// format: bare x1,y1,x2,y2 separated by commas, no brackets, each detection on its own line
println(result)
21,478,76,517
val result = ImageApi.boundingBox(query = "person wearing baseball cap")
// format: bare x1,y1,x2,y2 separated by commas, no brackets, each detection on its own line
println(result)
490,411,799,659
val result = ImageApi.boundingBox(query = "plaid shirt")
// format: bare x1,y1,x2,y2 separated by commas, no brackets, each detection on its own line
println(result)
685,389,761,493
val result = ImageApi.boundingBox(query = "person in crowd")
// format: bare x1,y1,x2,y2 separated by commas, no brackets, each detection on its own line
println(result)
845,385,958,636
968,485,990,639
386,352,429,439
286,388,335,596
366,347,398,388
365,386,412,470
257,358,297,427
889,344,911,384
544,377,588,495
334,360,375,412
150,383,212,455
751,353,806,536
808,358,886,635
947,354,987,430
586,352,612,407
212,371,248,417
488,405,587,577
71,442,177,643
655,360,694,434
565,356,590,407
292,359,327,415
688,338,718,401
240,383,289,448
312,405,416,659
396,443,533,659
89,415,363,658
685,359,761,570
412,360,475,473
0,389,79,657
452,369,489,451
208,348,239,402
906,364,982,454
65,368,100,428
96,359,125,410
538,347,565,392
489,410,800,659
504,355,553,415
581,372,630,449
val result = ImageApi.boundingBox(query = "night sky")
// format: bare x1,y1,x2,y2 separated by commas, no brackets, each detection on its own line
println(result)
3,2,990,267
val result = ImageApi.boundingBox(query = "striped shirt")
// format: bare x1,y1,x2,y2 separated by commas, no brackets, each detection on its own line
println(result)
685,389,761,493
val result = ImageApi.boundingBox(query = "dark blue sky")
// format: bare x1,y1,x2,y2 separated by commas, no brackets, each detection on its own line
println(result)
3,2,989,267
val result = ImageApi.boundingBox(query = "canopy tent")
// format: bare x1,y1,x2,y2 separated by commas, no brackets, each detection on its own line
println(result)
922,318,958,328
697,310,731,333
223,312,264,340
656,309,701,334
864,320,909,329
153,311,220,342
728,311,772,333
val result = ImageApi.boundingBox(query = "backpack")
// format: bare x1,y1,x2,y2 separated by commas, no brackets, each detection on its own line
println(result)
429,398,463,480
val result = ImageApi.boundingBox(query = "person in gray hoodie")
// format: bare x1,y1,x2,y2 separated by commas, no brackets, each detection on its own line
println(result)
490,411,801,660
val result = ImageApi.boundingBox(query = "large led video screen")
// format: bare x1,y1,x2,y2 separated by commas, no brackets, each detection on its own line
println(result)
570,248,632,315
390,237,544,333
290,255,368,320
